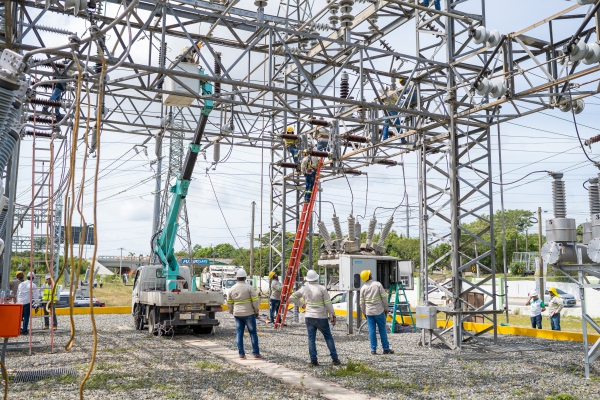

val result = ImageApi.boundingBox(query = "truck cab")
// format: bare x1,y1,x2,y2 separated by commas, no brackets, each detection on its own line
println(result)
132,265,224,335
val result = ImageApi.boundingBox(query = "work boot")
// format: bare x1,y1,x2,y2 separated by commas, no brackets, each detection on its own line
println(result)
253,354,262,359
310,360,319,367
55,113,64,121
41,108,50,115
239,355,246,359
332,359,341,366
383,349,395,355
43,326,49,330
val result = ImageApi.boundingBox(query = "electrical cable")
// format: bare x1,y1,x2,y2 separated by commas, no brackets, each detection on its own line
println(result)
206,172,241,248
583,180,589,191
568,88,598,165
340,161,354,215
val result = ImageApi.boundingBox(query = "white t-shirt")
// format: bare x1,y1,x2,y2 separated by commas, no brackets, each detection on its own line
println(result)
529,298,545,317
16,281,39,304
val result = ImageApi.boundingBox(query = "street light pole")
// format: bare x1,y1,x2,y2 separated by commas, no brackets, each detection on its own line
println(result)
538,207,545,300
250,201,256,278
118,247,125,282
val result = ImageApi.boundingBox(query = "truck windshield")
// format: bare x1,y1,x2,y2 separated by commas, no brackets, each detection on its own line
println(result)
223,280,237,288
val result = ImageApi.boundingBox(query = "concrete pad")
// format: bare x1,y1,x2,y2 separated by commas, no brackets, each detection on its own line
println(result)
181,338,381,400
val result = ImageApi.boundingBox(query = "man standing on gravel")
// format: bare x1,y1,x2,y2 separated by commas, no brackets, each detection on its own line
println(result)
548,287,564,331
525,290,545,329
9,271,24,303
268,271,282,324
359,270,394,355
290,269,341,367
226,269,262,359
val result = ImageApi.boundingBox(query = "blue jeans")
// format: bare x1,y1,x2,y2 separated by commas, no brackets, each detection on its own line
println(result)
422,0,441,10
48,85,65,115
44,304,58,328
366,312,390,352
287,145,299,163
530,314,542,329
305,317,338,361
21,302,32,333
234,315,260,356
550,313,561,331
269,299,281,323
382,110,400,141
305,170,316,201
316,140,329,152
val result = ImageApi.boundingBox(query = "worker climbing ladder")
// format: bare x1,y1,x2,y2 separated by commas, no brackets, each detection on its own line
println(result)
388,282,416,333
273,158,324,329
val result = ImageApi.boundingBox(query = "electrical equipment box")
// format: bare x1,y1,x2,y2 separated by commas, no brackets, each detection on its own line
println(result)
323,255,414,291
339,256,376,290
162,62,200,107
416,306,437,330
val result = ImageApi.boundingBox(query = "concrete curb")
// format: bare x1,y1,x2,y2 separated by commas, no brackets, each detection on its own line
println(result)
181,339,381,400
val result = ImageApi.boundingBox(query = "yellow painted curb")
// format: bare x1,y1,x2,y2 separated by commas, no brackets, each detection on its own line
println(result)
334,309,416,324
436,320,600,343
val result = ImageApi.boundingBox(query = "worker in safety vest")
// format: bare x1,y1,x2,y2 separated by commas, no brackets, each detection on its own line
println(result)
315,127,330,152
359,270,394,355
41,274,58,330
226,269,262,359
268,271,282,324
300,150,319,202
290,270,341,366
381,85,400,141
548,287,564,331
284,126,300,164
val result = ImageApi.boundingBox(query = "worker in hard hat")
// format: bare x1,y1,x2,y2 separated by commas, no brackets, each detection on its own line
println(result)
421,0,441,11
268,271,282,324
315,127,330,152
16,272,40,335
359,270,394,355
226,269,262,359
289,270,341,366
284,126,300,164
42,77,65,120
547,287,564,331
41,275,58,330
525,289,545,329
300,150,319,202
9,271,24,303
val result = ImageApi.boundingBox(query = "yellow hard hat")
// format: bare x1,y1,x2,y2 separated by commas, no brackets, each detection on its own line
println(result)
269,271,276,279
16,271,24,277
548,287,560,297
286,126,294,133
359,270,371,282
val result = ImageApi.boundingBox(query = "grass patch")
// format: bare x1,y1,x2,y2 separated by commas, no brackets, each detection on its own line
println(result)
195,361,221,370
52,373,79,384
368,379,420,391
545,395,581,400
94,282,133,307
329,360,393,379
95,363,119,371
84,372,151,391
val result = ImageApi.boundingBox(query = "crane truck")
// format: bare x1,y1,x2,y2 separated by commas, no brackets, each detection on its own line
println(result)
131,71,224,335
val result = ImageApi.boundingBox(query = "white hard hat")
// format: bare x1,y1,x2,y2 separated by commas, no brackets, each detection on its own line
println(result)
236,269,247,278
27,272,35,279
305,270,319,282
530,290,538,297
45,274,51,280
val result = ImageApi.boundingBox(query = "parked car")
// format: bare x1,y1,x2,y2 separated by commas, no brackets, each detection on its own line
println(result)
543,289,576,308
55,291,105,308
426,285,448,306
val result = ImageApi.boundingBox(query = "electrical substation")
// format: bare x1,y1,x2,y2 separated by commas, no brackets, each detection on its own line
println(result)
1,0,600,398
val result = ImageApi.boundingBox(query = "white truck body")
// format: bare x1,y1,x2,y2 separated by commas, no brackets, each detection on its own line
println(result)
132,265,224,334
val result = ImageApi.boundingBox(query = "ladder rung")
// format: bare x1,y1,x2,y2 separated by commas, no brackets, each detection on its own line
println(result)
34,159,51,163
34,171,50,174
34,148,51,151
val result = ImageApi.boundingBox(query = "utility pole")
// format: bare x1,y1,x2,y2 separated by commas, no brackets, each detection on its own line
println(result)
118,247,125,282
537,207,544,299
406,203,409,238
250,201,255,278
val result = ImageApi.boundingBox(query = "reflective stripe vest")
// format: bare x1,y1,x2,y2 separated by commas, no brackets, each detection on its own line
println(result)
359,279,388,316
41,284,57,303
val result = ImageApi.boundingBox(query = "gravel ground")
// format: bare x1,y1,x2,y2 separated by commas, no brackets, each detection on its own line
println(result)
211,312,600,400
5,314,323,400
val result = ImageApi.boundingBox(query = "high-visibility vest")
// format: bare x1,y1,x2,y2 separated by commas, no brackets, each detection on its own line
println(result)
42,285,57,303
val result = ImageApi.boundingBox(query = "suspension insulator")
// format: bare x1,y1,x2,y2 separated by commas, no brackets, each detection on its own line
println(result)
332,214,343,240
277,161,298,169
27,115,54,125
340,72,349,99
344,134,368,143
213,142,221,163
281,133,299,141
214,53,222,95
24,130,54,139
551,173,567,218
377,159,398,166
378,216,394,246
355,221,361,242
366,216,377,246
309,118,329,126
31,59,68,69
30,98,61,107
318,221,333,250
590,178,600,215
158,44,167,89
343,169,362,175
309,150,329,158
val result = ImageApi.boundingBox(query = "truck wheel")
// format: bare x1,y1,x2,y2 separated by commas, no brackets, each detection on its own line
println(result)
148,308,158,336
192,326,213,335
133,305,144,331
